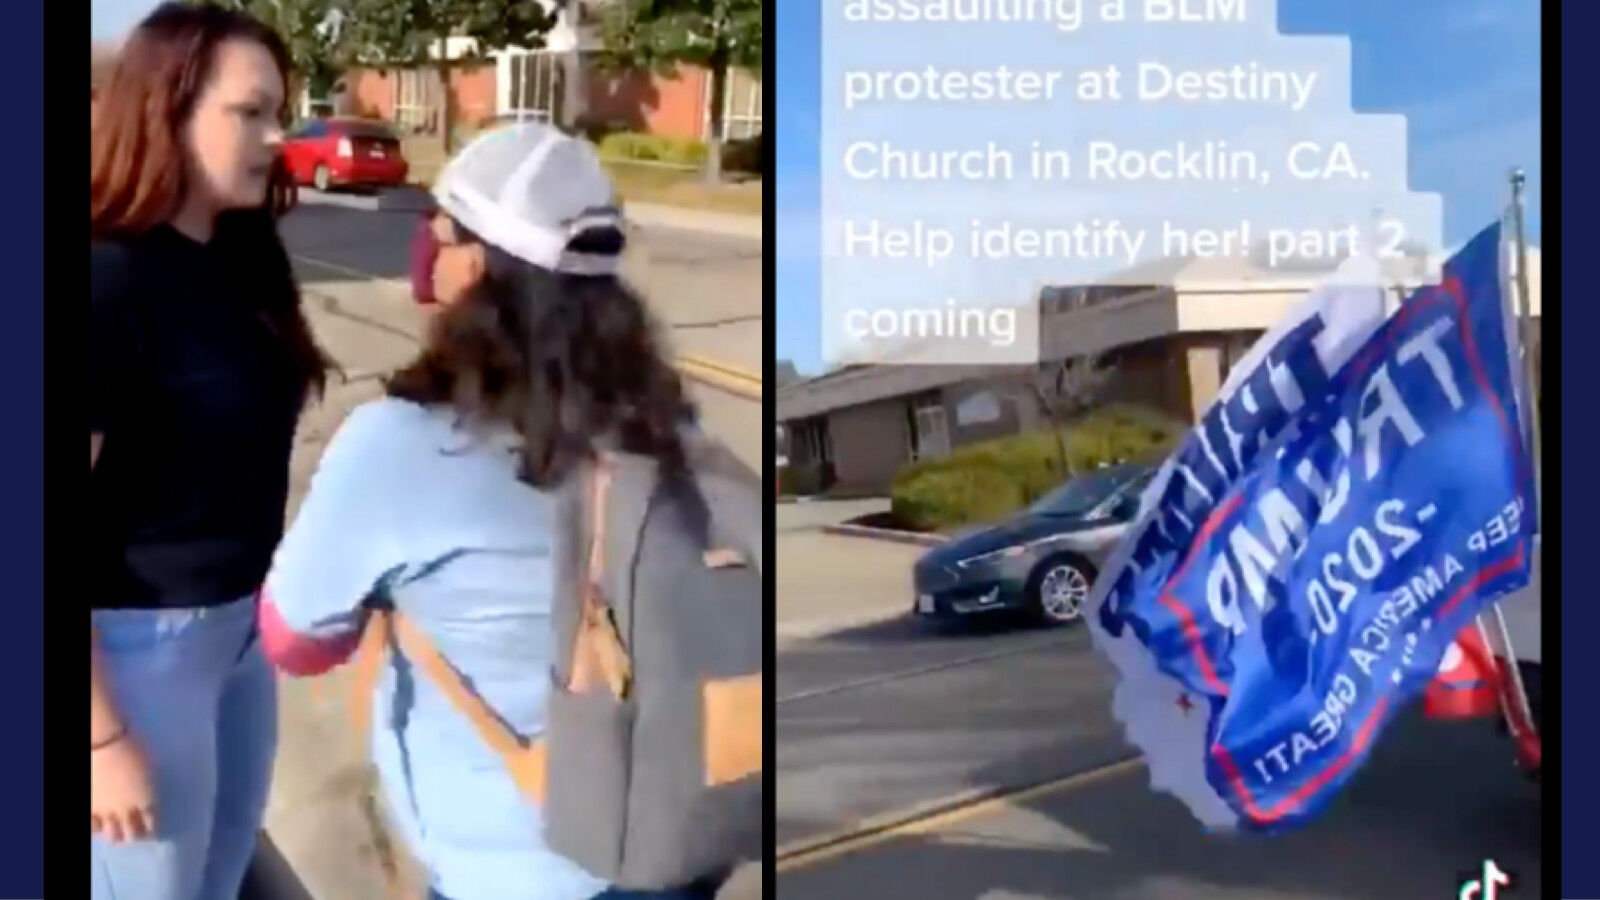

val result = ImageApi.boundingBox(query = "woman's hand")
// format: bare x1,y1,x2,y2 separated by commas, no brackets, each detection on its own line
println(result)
90,443,153,844
91,732,157,843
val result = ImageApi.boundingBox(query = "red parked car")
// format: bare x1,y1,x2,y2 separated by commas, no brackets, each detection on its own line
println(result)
281,117,409,191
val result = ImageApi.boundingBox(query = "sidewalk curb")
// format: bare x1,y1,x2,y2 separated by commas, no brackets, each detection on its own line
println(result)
625,202,761,241
820,523,948,547
679,354,762,400
296,190,761,240
679,353,761,383
678,350,758,395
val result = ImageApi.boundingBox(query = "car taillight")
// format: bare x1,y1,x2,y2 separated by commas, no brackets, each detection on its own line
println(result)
336,137,353,158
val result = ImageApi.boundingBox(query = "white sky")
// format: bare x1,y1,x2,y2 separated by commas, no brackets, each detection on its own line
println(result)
90,0,159,41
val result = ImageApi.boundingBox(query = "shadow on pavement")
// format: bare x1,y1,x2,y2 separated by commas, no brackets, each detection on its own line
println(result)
776,627,1126,847
817,612,1047,646
282,192,428,285
242,832,316,900
775,615,1079,711
782,710,1543,899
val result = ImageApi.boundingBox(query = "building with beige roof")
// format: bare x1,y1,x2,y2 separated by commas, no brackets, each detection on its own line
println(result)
778,243,1542,494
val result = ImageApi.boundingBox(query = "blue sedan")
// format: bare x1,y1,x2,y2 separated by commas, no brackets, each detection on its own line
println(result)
911,463,1154,626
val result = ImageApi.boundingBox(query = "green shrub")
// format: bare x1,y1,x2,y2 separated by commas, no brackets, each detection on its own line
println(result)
778,463,824,497
597,131,650,160
892,467,1026,532
598,131,707,167
889,405,1183,531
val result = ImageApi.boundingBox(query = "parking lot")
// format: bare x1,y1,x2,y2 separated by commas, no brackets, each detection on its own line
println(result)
774,526,1545,900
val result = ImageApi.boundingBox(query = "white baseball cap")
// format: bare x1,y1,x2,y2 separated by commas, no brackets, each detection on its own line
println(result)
432,122,624,277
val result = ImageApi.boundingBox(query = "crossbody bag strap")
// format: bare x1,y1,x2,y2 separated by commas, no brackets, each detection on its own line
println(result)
388,613,527,759
573,456,632,699
343,457,630,812
387,611,550,804
348,609,549,804
344,611,411,898
347,609,393,747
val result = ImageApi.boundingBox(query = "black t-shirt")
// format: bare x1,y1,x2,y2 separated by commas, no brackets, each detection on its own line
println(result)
90,222,307,609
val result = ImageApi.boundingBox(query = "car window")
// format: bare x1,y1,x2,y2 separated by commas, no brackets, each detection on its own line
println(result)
292,120,329,139
1029,469,1124,516
1105,470,1155,520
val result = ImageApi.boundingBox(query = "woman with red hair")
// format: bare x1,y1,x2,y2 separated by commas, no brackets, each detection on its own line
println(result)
89,4,330,898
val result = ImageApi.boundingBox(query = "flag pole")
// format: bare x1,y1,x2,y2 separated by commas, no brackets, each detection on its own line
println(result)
1368,206,1405,316
1508,167,1541,506
1481,167,1540,771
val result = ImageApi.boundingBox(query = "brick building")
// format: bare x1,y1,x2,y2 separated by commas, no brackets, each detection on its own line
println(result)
331,11,760,143
94,6,761,144
337,53,759,142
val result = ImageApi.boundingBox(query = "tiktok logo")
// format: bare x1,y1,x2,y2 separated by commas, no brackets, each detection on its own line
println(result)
1459,859,1512,899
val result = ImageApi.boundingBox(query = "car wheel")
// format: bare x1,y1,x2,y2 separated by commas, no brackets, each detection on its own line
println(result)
1028,554,1095,625
313,164,331,192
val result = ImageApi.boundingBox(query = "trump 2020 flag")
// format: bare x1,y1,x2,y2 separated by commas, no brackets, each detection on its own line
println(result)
1084,221,1537,833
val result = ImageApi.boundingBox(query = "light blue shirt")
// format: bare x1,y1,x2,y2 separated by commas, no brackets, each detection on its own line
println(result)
266,397,610,900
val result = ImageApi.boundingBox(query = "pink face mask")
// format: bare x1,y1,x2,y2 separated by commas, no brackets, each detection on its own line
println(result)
409,213,438,305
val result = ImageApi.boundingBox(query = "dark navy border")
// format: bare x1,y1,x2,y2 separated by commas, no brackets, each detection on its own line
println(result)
31,0,69,895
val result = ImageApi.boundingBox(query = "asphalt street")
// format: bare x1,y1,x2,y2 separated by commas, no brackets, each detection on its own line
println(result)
283,191,764,359
773,614,1544,900
777,619,1134,849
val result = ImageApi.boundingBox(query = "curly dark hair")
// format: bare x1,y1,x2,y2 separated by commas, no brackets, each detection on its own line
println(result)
386,225,695,489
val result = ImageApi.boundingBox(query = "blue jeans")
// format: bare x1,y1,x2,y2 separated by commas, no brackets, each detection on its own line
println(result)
91,594,278,900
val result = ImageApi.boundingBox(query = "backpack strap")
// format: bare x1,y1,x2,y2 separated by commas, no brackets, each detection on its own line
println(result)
346,609,548,803
576,458,633,699
347,608,392,745
389,611,551,804
345,611,452,900
342,456,635,809
586,457,611,585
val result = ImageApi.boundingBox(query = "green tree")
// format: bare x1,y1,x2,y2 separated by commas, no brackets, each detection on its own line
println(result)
191,0,347,113
596,0,762,183
336,0,561,154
